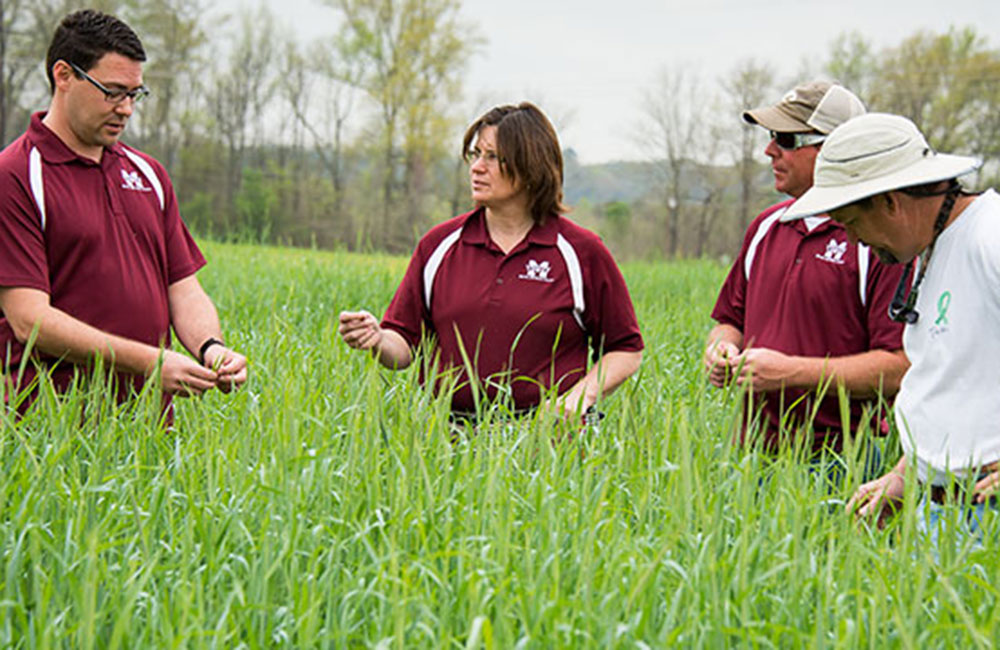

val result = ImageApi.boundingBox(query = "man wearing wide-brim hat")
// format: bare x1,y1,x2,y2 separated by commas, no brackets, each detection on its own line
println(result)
783,112,997,538
705,81,908,464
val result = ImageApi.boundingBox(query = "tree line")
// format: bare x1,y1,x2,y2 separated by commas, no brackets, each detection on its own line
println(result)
614,27,1000,260
3,2,999,259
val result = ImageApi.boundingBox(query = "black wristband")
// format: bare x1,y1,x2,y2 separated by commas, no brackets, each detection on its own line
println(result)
198,337,225,365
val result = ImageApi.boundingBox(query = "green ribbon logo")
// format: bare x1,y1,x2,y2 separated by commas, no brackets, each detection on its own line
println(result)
936,291,951,326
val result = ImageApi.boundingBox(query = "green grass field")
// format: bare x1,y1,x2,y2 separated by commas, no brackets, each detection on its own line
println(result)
2,240,999,648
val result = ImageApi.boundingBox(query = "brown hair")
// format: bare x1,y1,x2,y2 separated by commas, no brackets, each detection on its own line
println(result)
462,102,568,223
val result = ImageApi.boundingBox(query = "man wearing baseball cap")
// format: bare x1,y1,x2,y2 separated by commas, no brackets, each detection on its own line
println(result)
705,81,908,465
783,113,995,536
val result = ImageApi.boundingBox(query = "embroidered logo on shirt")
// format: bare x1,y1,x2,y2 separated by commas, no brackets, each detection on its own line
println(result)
815,238,847,265
518,259,555,283
121,169,152,192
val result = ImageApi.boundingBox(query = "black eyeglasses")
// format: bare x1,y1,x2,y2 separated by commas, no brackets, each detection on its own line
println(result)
769,130,825,151
67,61,150,105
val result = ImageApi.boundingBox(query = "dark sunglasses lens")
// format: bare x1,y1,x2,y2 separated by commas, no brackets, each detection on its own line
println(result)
774,132,796,149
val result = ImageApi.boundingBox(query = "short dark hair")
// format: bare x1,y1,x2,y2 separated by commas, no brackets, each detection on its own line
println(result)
45,10,146,93
462,102,569,224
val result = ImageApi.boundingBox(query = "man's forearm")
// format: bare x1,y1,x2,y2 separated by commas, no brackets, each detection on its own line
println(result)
706,323,744,350
560,349,642,413
373,329,414,369
168,276,223,359
7,299,161,376
786,349,908,397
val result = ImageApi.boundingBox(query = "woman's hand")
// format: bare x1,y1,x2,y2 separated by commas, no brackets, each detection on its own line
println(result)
338,310,413,369
338,310,383,351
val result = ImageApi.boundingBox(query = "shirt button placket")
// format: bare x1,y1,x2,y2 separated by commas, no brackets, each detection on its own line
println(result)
490,257,504,305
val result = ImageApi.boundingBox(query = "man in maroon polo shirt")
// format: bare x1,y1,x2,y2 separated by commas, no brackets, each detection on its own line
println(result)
704,80,908,455
0,10,247,408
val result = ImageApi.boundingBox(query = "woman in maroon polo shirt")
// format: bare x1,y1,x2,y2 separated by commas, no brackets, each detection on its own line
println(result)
338,102,643,422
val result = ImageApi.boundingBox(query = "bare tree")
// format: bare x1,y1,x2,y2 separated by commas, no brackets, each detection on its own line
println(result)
637,65,706,257
278,36,360,242
719,58,774,230
127,0,209,169
691,124,729,258
208,4,277,230
1,0,89,144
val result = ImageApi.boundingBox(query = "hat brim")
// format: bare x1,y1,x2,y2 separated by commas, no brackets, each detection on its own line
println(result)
742,105,810,133
781,153,982,221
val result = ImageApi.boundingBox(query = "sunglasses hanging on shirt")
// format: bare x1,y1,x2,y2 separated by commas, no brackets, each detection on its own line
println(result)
887,182,962,324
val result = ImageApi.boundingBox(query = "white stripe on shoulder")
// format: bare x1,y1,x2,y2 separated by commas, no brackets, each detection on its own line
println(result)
28,147,46,231
857,243,870,307
556,233,586,330
422,225,464,311
122,148,165,210
744,207,786,281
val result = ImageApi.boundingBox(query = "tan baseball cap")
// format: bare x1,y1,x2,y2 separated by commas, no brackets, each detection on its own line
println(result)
743,80,866,134
782,113,981,221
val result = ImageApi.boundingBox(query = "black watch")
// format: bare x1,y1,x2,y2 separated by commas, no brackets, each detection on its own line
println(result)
199,337,225,365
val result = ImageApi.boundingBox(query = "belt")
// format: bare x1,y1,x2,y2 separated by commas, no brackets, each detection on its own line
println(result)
926,482,997,506
928,484,964,505
449,405,604,427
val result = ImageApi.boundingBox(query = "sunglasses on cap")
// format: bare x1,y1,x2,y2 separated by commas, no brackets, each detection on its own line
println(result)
769,131,826,151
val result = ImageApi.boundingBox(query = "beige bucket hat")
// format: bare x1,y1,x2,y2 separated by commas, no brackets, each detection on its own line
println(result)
782,113,981,221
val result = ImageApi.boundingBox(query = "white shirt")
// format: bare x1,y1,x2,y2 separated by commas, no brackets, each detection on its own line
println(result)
897,189,1000,483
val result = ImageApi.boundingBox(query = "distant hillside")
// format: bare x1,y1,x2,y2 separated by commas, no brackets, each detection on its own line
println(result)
563,149,656,205
563,148,778,209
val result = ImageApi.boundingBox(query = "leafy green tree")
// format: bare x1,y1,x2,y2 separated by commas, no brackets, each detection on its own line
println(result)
826,26,1000,187
603,201,631,240
234,166,277,242
325,0,475,251
870,28,999,153
825,32,878,103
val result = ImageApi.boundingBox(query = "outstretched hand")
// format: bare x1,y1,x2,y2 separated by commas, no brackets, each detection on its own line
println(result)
846,470,905,527
338,310,383,351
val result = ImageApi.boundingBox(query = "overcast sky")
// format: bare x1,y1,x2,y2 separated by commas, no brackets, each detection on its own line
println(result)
216,0,1000,163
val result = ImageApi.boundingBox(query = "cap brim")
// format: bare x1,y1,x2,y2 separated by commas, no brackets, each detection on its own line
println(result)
742,105,810,132
781,154,982,221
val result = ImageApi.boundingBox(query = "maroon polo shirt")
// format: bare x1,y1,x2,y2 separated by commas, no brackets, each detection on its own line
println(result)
712,199,905,452
382,208,643,412
0,112,205,401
